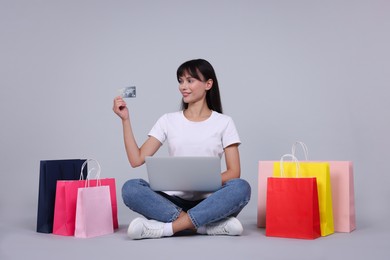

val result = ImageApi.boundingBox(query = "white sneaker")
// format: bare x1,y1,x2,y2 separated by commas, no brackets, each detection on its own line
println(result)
127,217,165,240
200,217,243,236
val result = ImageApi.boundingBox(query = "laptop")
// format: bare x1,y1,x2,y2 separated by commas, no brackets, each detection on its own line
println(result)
145,156,221,192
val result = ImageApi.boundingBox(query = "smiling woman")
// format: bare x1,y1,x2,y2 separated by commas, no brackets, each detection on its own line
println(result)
112,58,251,240
177,59,223,115
178,73,212,112
1,0,389,258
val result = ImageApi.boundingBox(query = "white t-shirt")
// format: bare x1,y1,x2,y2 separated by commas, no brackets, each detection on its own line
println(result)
148,111,241,158
147,110,241,200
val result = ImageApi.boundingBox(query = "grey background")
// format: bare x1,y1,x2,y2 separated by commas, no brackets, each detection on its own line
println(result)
1,0,389,259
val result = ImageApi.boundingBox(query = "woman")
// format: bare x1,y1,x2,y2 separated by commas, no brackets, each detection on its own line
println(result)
113,59,251,240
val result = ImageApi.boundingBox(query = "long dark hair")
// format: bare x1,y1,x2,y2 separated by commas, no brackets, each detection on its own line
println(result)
177,59,223,114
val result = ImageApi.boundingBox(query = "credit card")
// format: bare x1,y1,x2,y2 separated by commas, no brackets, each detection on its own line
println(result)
118,86,136,98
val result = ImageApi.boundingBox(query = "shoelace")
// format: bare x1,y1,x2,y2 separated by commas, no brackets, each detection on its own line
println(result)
206,221,229,235
141,223,163,238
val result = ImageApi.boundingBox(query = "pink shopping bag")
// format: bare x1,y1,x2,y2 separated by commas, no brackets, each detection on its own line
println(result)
327,161,356,232
53,159,118,236
74,185,114,238
53,179,85,235
257,161,274,228
292,141,356,232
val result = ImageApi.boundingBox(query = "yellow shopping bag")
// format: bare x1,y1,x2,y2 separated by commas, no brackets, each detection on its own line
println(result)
273,161,334,236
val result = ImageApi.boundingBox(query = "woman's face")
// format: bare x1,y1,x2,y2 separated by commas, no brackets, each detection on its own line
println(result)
178,71,212,105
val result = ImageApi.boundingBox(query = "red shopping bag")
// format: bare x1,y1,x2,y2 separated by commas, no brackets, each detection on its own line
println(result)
52,159,118,236
265,154,321,239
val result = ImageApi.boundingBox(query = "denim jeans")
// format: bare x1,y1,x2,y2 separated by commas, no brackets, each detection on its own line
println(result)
122,178,251,228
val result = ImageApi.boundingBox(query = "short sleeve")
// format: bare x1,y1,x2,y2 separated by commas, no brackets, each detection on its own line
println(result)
222,117,241,148
148,114,168,144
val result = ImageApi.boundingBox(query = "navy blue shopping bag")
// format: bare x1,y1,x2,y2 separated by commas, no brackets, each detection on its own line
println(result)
36,159,87,233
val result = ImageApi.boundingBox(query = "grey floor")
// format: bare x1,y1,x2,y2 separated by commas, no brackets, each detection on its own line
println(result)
1,210,389,260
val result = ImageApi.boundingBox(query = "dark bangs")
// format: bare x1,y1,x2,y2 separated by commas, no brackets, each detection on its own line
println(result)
177,60,204,82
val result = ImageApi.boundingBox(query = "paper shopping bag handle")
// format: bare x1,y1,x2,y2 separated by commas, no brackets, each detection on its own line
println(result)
291,141,309,160
80,159,102,187
279,154,300,178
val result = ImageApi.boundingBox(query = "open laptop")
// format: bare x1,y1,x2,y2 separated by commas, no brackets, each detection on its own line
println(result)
145,156,221,192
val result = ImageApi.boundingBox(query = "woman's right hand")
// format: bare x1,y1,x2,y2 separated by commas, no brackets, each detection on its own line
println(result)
113,96,129,121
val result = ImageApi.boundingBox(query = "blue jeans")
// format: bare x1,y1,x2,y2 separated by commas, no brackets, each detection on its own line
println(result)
122,178,251,228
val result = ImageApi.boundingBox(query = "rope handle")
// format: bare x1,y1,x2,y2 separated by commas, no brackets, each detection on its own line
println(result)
80,159,102,187
279,154,300,178
291,141,309,160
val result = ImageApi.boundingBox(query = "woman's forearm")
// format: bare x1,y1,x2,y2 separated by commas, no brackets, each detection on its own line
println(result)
122,118,143,168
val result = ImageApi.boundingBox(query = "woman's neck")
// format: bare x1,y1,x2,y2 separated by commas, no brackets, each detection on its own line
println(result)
183,103,212,122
